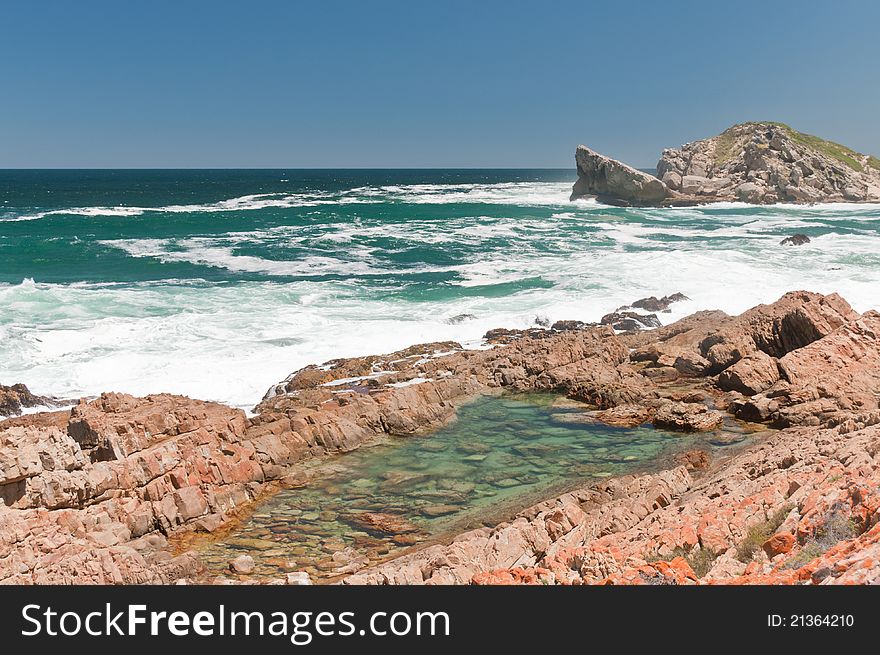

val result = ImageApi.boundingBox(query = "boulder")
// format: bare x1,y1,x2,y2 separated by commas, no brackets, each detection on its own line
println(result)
601,311,661,331
748,311,880,427
780,234,810,246
674,352,711,377
762,533,796,558
735,182,764,203
594,404,653,428
661,171,682,190
716,352,780,396
230,555,255,574
629,293,689,313
681,175,731,195
551,320,585,331
570,146,668,205
652,402,725,432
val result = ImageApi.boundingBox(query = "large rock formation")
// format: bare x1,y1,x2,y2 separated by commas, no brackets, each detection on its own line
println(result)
3,290,880,585
570,145,668,205
0,328,641,583
658,122,880,203
572,122,880,205
343,292,880,586
0,394,259,583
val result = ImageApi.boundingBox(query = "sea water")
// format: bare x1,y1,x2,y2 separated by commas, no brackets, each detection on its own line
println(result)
2,169,879,410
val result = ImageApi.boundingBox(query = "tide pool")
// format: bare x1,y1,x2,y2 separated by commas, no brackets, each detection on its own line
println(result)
192,393,761,581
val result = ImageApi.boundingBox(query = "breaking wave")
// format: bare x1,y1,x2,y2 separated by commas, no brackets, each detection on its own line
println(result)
3,175,880,409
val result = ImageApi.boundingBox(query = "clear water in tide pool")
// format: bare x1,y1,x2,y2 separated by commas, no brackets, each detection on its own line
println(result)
2,169,879,410
191,393,762,581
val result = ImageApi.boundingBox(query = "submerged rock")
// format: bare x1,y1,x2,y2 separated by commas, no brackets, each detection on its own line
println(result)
421,503,459,517
675,449,711,471
341,512,421,536
445,313,476,324
229,555,255,574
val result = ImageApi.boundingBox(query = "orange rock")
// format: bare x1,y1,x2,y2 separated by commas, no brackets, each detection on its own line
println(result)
471,567,552,585
763,533,796,557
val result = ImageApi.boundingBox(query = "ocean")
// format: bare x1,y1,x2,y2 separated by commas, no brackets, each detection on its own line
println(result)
2,169,879,411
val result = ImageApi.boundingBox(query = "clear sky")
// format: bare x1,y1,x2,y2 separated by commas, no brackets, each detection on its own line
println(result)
2,0,878,168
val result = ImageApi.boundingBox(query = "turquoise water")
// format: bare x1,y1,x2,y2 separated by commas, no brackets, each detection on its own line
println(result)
193,394,753,581
1,169,879,409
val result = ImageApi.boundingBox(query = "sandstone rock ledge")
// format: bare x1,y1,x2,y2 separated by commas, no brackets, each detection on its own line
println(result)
343,292,880,585
2,290,880,584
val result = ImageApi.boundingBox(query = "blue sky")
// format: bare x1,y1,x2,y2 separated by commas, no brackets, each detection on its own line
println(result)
1,0,878,167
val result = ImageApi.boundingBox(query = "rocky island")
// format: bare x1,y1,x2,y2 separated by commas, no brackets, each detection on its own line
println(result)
571,122,880,205
2,290,880,585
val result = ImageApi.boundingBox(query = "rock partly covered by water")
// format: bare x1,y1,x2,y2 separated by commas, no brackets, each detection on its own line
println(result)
780,234,811,246
0,383,58,418
651,402,725,432
572,122,880,205
3,289,880,585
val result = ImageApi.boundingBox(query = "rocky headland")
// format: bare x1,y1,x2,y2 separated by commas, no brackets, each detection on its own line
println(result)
2,290,880,585
571,122,880,206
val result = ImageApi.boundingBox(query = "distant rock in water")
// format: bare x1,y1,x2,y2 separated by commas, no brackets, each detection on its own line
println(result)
601,311,661,332
550,319,586,331
780,234,811,246
445,313,476,324
629,292,690,313
0,383,55,418
572,122,880,205
570,145,668,206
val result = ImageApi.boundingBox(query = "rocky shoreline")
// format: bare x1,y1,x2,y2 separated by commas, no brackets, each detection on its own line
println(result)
2,290,879,585
571,122,880,206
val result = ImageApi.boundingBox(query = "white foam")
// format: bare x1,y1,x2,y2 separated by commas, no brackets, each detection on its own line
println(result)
4,182,579,223
386,377,431,388
321,372,393,387
102,238,385,277
4,184,880,412
6,182,879,224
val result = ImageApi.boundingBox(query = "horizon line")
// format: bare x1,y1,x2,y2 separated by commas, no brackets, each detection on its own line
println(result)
0,166,584,171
